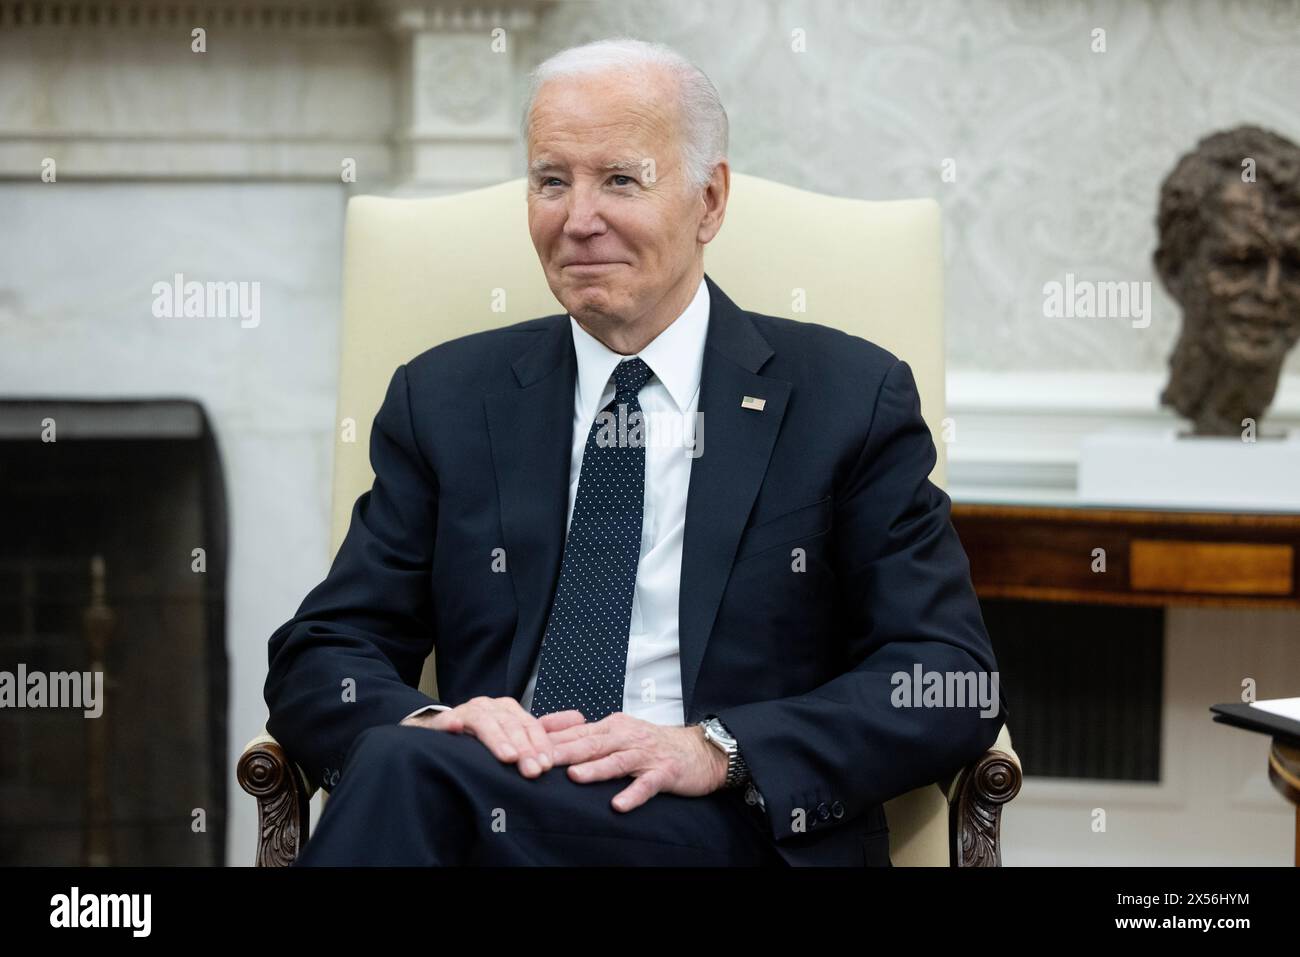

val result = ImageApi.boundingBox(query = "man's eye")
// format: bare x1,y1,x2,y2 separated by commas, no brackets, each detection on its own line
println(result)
542,177,564,187
611,174,635,186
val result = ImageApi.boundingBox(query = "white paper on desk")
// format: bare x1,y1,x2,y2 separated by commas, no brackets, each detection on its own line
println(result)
1250,697,1300,722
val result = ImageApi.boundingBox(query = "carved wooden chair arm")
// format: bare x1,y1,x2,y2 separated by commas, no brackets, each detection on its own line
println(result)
943,746,1023,867
237,733,311,868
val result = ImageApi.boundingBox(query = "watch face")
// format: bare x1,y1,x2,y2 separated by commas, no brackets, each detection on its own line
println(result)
706,719,735,748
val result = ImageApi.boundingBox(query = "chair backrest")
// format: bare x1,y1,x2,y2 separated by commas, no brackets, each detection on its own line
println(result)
333,172,952,865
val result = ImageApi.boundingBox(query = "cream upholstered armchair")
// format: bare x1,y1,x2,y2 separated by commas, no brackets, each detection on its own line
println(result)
239,172,1022,867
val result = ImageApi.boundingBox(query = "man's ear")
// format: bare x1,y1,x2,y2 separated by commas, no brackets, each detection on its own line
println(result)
698,161,730,245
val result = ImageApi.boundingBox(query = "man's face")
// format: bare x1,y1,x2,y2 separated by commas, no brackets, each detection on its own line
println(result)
525,69,707,328
1194,180,1300,367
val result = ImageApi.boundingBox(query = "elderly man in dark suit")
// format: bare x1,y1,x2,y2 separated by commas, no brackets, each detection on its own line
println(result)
265,36,1006,867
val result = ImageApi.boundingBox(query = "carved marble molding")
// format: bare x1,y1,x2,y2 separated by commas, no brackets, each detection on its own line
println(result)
0,1,381,31
0,0,550,188
383,2,547,191
0,0,545,30
379,0,542,34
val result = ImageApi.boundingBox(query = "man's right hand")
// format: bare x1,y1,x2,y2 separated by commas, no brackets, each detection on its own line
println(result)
400,696,587,779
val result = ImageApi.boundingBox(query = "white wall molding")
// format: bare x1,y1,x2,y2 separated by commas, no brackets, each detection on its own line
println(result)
945,370,1300,503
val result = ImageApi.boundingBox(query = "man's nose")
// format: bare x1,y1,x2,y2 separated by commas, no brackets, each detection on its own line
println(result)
562,183,607,239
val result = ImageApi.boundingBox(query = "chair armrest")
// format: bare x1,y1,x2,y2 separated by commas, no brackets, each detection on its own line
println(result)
237,732,313,867
941,738,1022,867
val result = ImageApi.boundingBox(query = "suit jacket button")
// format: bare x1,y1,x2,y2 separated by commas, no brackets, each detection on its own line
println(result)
831,800,844,819
816,802,830,821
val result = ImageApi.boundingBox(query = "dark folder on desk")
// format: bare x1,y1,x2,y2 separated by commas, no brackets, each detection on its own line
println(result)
1210,702,1300,748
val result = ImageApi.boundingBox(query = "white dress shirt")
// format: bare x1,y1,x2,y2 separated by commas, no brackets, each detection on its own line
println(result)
405,276,709,727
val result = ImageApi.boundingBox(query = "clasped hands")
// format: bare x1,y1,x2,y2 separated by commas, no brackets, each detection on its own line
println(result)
399,696,728,811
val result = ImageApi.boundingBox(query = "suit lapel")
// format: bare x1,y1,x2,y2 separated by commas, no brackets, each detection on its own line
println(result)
678,274,789,718
485,274,789,717
484,317,575,701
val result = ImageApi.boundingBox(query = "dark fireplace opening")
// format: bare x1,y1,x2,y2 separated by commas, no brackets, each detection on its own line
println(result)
984,598,1165,782
0,400,228,865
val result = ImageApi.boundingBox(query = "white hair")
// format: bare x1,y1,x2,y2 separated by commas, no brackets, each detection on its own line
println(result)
521,36,729,193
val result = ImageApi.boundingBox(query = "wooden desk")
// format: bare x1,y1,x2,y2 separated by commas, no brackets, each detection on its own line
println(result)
1268,740,1300,866
950,503,1300,610
954,501,1300,862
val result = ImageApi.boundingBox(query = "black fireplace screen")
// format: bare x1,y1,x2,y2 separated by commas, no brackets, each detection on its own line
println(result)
0,399,228,865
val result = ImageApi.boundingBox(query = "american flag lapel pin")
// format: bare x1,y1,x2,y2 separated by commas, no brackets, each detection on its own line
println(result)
741,395,766,411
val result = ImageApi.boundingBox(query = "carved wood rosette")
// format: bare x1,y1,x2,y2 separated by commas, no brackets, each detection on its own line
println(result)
237,739,310,867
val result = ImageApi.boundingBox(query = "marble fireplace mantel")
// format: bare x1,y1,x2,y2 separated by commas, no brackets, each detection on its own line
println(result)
0,0,553,191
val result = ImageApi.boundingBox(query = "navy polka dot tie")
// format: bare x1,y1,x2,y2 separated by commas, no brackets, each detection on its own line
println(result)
530,356,654,721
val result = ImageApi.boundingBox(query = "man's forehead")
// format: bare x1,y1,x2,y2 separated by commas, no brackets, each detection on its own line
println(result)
527,117,675,170
525,72,682,176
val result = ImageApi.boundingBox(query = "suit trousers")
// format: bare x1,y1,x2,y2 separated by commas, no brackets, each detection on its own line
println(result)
294,723,787,866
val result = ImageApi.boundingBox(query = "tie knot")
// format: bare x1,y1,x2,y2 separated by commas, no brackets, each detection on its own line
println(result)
612,356,653,400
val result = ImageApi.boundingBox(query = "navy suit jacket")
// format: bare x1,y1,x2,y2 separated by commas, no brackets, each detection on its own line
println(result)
265,272,1008,866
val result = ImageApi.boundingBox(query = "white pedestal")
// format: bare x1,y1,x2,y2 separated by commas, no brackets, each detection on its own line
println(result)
1078,426,1300,511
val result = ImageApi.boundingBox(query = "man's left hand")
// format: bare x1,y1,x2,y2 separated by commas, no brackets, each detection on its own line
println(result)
545,713,728,812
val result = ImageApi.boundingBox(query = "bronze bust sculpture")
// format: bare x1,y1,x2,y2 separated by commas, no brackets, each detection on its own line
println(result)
1154,125,1300,436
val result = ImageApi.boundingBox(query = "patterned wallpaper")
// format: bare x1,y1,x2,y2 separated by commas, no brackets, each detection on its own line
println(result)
516,0,1300,374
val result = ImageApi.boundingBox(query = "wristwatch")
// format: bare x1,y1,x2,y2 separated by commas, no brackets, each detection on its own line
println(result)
698,715,750,789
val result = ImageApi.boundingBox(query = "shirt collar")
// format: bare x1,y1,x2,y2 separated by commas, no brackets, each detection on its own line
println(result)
568,275,710,420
